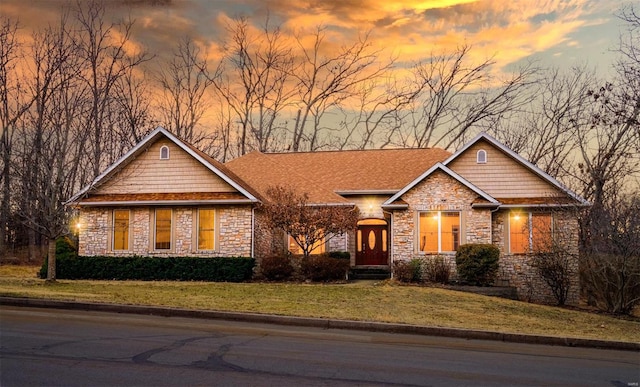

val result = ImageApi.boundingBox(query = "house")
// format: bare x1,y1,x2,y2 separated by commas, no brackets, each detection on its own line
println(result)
69,127,589,304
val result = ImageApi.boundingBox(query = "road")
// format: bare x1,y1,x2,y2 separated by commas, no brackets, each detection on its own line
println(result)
1,306,638,386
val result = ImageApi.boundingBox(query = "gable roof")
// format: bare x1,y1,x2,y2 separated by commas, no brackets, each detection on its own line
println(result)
225,147,451,204
443,132,589,206
382,163,499,208
67,127,259,204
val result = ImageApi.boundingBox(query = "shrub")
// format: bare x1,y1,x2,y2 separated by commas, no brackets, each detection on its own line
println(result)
423,256,451,284
393,258,423,283
581,253,640,315
259,255,294,281
531,250,575,306
300,254,349,282
455,244,500,286
39,255,255,282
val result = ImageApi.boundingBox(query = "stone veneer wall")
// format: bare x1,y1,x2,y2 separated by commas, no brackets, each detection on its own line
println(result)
492,209,580,305
79,205,252,257
392,171,492,261
388,171,581,306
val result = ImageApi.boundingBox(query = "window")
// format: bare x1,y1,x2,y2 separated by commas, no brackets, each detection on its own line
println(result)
113,210,129,250
288,233,325,255
155,209,172,250
419,211,460,253
477,149,487,164
509,212,552,254
160,145,170,160
197,209,215,250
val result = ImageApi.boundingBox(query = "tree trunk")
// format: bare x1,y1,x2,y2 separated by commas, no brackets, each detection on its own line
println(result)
46,238,56,282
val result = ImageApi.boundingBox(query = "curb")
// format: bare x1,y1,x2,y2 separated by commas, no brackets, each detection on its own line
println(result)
1,296,638,352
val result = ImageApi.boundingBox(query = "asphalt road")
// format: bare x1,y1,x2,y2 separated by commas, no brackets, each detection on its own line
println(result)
1,306,638,386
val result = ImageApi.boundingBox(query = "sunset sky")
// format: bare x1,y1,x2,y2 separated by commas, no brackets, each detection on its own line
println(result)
2,0,629,76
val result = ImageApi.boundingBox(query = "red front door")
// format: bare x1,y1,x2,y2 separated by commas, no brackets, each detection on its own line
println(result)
356,225,388,265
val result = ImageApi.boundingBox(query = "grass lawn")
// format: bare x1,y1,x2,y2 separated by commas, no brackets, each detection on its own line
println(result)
1,265,638,343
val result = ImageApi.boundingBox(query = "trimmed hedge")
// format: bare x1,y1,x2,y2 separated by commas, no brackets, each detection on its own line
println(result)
455,243,500,286
40,255,255,282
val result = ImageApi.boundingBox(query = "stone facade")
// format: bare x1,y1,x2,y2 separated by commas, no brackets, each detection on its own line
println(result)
392,171,491,261
79,205,252,257
388,171,581,305
492,209,580,305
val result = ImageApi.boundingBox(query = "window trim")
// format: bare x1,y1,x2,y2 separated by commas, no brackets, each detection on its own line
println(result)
112,209,130,251
476,149,487,164
196,208,216,251
159,145,170,160
508,211,554,254
154,208,172,251
418,210,461,253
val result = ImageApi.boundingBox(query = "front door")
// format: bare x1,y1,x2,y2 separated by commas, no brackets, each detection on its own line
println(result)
356,225,388,265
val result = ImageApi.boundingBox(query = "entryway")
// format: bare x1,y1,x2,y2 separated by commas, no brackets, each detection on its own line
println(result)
355,219,389,266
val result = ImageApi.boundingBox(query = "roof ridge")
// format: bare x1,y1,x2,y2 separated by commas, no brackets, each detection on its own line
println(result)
261,147,448,156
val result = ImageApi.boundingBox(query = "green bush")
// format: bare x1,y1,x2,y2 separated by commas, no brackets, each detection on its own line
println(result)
393,258,423,283
455,244,500,286
424,256,451,284
39,255,255,282
259,255,295,281
301,254,349,282
39,237,78,278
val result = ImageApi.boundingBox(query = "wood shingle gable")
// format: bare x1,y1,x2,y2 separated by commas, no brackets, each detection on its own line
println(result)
444,132,590,207
67,127,258,205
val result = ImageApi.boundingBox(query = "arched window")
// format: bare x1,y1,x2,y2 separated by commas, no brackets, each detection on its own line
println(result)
160,145,170,160
476,149,487,164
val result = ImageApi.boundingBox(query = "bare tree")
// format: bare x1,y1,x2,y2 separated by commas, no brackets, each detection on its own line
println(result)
113,61,155,148
290,28,392,151
211,17,294,156
75,0,150,176
261,186,359,261
14,12,86,278
492,66,594,180
388,45,536,150
0,18,29,255
156,36,213,144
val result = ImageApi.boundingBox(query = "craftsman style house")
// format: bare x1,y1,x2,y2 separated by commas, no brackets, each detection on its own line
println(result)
69,127,588,304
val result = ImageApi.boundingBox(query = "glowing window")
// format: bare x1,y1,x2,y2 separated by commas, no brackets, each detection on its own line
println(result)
160,145,170,160
113,210,129,251
155,209,172,250
509,212,553,253
419,211,460,253
477,149,487,164
197,209,215,250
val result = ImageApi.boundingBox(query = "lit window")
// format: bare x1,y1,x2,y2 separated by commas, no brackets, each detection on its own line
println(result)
155,209,172,250
113,210,129,250
197,209,215,250
288,233,325,255
419,211,460,253
477,149,487,164
160,145,170,160
509,212,552,253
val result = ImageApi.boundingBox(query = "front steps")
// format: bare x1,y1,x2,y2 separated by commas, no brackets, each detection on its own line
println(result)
349,267,391,280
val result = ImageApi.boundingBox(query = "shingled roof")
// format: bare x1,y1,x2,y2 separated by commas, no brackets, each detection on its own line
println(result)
225,148,451,204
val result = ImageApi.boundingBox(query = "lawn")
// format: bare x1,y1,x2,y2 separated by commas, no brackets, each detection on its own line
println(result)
1,265,638,343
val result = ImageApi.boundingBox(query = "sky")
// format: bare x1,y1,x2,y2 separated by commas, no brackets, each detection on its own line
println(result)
1,0,630,77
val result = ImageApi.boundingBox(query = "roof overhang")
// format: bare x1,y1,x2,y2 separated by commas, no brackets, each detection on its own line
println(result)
74,199,256,207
